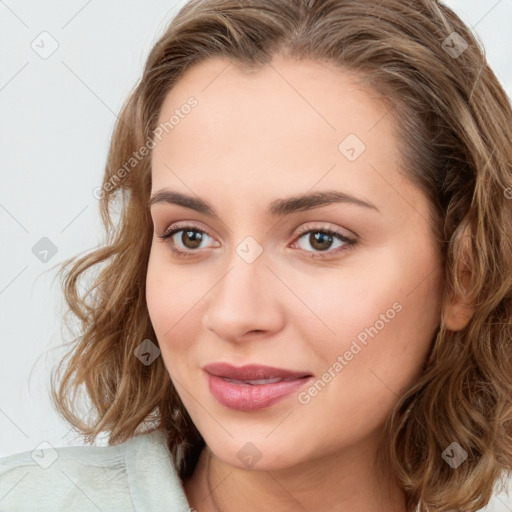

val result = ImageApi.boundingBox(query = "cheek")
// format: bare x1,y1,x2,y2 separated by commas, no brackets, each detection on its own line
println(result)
291,274,440,442
284,261,401,359
146,250,185,346
289,248,442,387
146,248,211,362
145,251,169,336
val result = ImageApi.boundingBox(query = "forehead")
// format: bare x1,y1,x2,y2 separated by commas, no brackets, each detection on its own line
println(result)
150,56,405,212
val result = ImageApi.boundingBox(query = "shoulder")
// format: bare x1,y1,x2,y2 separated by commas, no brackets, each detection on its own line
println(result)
0,428,192,512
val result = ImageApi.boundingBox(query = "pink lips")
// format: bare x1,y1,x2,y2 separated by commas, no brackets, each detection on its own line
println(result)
203,363,313,411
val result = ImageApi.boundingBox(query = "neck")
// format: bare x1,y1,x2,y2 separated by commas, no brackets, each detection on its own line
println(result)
183,435,408,512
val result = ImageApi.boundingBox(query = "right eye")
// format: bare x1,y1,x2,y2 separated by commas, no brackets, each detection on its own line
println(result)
157,224,219,257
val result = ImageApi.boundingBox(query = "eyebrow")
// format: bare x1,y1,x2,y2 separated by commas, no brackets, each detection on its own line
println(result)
148,189,380,217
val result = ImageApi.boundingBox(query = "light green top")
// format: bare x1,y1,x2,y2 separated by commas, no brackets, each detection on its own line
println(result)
0,428,193,511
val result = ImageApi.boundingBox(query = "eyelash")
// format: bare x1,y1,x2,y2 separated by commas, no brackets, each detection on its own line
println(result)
157,223,357,260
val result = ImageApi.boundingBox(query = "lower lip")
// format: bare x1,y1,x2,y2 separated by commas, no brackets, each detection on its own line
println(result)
205,373,312,411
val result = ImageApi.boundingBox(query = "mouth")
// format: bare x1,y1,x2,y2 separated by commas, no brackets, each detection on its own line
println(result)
203,362,312,381
203,363,313,411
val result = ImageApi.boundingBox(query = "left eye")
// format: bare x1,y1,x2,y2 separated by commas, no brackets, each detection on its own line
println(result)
157,225,356,259
293,228,355,256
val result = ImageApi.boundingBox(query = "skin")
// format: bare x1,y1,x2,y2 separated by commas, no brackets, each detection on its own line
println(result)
146,55,474,512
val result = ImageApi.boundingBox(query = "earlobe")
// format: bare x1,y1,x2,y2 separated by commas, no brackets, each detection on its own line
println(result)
442,269,476,331
442,229,476,331
442,300,476,331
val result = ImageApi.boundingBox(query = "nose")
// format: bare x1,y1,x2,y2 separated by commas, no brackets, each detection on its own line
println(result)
202,250,284,343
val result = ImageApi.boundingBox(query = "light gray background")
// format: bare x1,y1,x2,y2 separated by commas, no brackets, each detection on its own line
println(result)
1,1,512,509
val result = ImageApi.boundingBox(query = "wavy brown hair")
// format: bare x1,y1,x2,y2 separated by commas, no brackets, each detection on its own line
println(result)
49,0,512,510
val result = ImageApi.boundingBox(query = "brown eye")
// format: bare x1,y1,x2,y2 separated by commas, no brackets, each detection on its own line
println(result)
158,226,216,257
293,226,357,260
178,229,205,249
308,231,335,251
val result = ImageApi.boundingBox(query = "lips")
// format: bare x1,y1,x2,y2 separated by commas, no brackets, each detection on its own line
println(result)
203,363,312,382
203,363,314,411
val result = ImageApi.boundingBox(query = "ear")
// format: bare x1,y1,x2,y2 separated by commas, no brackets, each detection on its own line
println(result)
442,297,475,331
442,234,476,331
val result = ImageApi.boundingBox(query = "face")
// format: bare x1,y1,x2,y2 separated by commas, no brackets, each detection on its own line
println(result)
146,56,445,471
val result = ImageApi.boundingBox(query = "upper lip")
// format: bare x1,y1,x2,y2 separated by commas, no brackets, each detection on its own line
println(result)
203,363,312,381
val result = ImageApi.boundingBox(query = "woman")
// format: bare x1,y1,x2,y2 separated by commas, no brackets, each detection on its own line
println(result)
1,0,512,510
